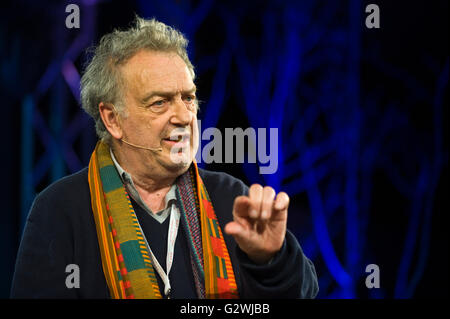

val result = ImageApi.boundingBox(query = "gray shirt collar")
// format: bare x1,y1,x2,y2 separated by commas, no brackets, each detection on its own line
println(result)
109,147,177,223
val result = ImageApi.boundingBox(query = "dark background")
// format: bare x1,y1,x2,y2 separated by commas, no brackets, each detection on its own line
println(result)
0,0,448,298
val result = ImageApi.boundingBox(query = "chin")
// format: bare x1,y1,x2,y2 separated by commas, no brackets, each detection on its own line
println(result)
163,155,192,174
167,145,195,165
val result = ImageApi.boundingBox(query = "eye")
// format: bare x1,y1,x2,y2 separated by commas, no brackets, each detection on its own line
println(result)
184,95,195,103
151,99,166,107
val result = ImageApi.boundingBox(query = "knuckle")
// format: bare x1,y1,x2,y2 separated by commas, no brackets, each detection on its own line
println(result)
250,184,263,192
263,186,275,196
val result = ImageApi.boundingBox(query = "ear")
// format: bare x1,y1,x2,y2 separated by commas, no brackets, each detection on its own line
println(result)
98,102,123,140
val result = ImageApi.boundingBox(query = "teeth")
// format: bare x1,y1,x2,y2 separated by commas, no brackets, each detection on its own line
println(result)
169,135,184,141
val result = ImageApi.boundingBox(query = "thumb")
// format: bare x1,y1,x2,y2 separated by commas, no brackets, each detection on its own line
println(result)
224,221,247,241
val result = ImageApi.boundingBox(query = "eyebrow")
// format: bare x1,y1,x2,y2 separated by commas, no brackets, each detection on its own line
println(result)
140,86,197,104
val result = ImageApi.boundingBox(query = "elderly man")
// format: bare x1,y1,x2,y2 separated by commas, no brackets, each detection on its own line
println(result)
11,17,318,299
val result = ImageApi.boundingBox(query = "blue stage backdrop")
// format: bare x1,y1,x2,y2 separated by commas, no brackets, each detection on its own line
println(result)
0,0,448,298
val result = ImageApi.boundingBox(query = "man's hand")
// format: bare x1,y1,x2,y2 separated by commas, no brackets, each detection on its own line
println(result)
224,184,289,264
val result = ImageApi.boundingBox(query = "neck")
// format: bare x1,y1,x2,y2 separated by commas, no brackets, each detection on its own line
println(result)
133,177,173,213
111,145,177,212
132,173,175,194
112,144,176,191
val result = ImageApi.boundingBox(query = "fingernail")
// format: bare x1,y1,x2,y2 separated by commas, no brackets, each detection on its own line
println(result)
250,210,258,218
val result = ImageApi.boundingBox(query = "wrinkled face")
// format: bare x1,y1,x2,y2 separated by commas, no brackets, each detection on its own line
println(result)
117,50,199,176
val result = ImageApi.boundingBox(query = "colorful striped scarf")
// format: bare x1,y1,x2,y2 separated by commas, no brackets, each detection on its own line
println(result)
88,141,238,299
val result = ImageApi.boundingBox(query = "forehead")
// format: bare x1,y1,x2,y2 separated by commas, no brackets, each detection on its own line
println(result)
120,50,194,95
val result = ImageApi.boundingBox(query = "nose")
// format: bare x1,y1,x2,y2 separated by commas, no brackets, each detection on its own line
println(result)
170,95,193,126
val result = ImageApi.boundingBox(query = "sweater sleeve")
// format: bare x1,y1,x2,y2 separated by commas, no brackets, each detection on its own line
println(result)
236,230,319,299
219,175,319,299
10,192,78,298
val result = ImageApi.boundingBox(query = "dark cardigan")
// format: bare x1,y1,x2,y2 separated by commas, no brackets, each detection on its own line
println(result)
11,167,318,299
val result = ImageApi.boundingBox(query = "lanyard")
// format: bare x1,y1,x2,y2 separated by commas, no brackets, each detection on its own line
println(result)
137,203,180,298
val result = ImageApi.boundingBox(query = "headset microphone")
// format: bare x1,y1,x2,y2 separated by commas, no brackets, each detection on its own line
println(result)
121,139,163,152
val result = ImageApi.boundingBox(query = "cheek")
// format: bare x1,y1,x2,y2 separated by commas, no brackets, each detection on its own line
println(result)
140,113,163,131
126,115,165,140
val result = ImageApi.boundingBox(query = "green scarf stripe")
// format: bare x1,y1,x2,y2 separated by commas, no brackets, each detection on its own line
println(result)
206,218,214,238
125,195,161,289
120,240,147,272
221,257,228,279
214,256,221,278
99,165,123,193
212,219,220,238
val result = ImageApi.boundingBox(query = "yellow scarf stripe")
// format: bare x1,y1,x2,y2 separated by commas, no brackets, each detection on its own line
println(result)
88,151,124,298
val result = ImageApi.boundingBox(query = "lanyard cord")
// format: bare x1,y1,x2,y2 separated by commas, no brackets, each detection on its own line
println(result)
136,203,180,298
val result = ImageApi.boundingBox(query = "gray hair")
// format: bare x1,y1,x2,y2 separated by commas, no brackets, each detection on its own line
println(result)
80,16,195,143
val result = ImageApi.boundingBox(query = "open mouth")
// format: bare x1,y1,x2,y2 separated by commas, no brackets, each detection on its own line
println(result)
163,133,190,144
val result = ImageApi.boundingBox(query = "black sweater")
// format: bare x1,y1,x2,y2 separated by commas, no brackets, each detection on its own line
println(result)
11,167,318,299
